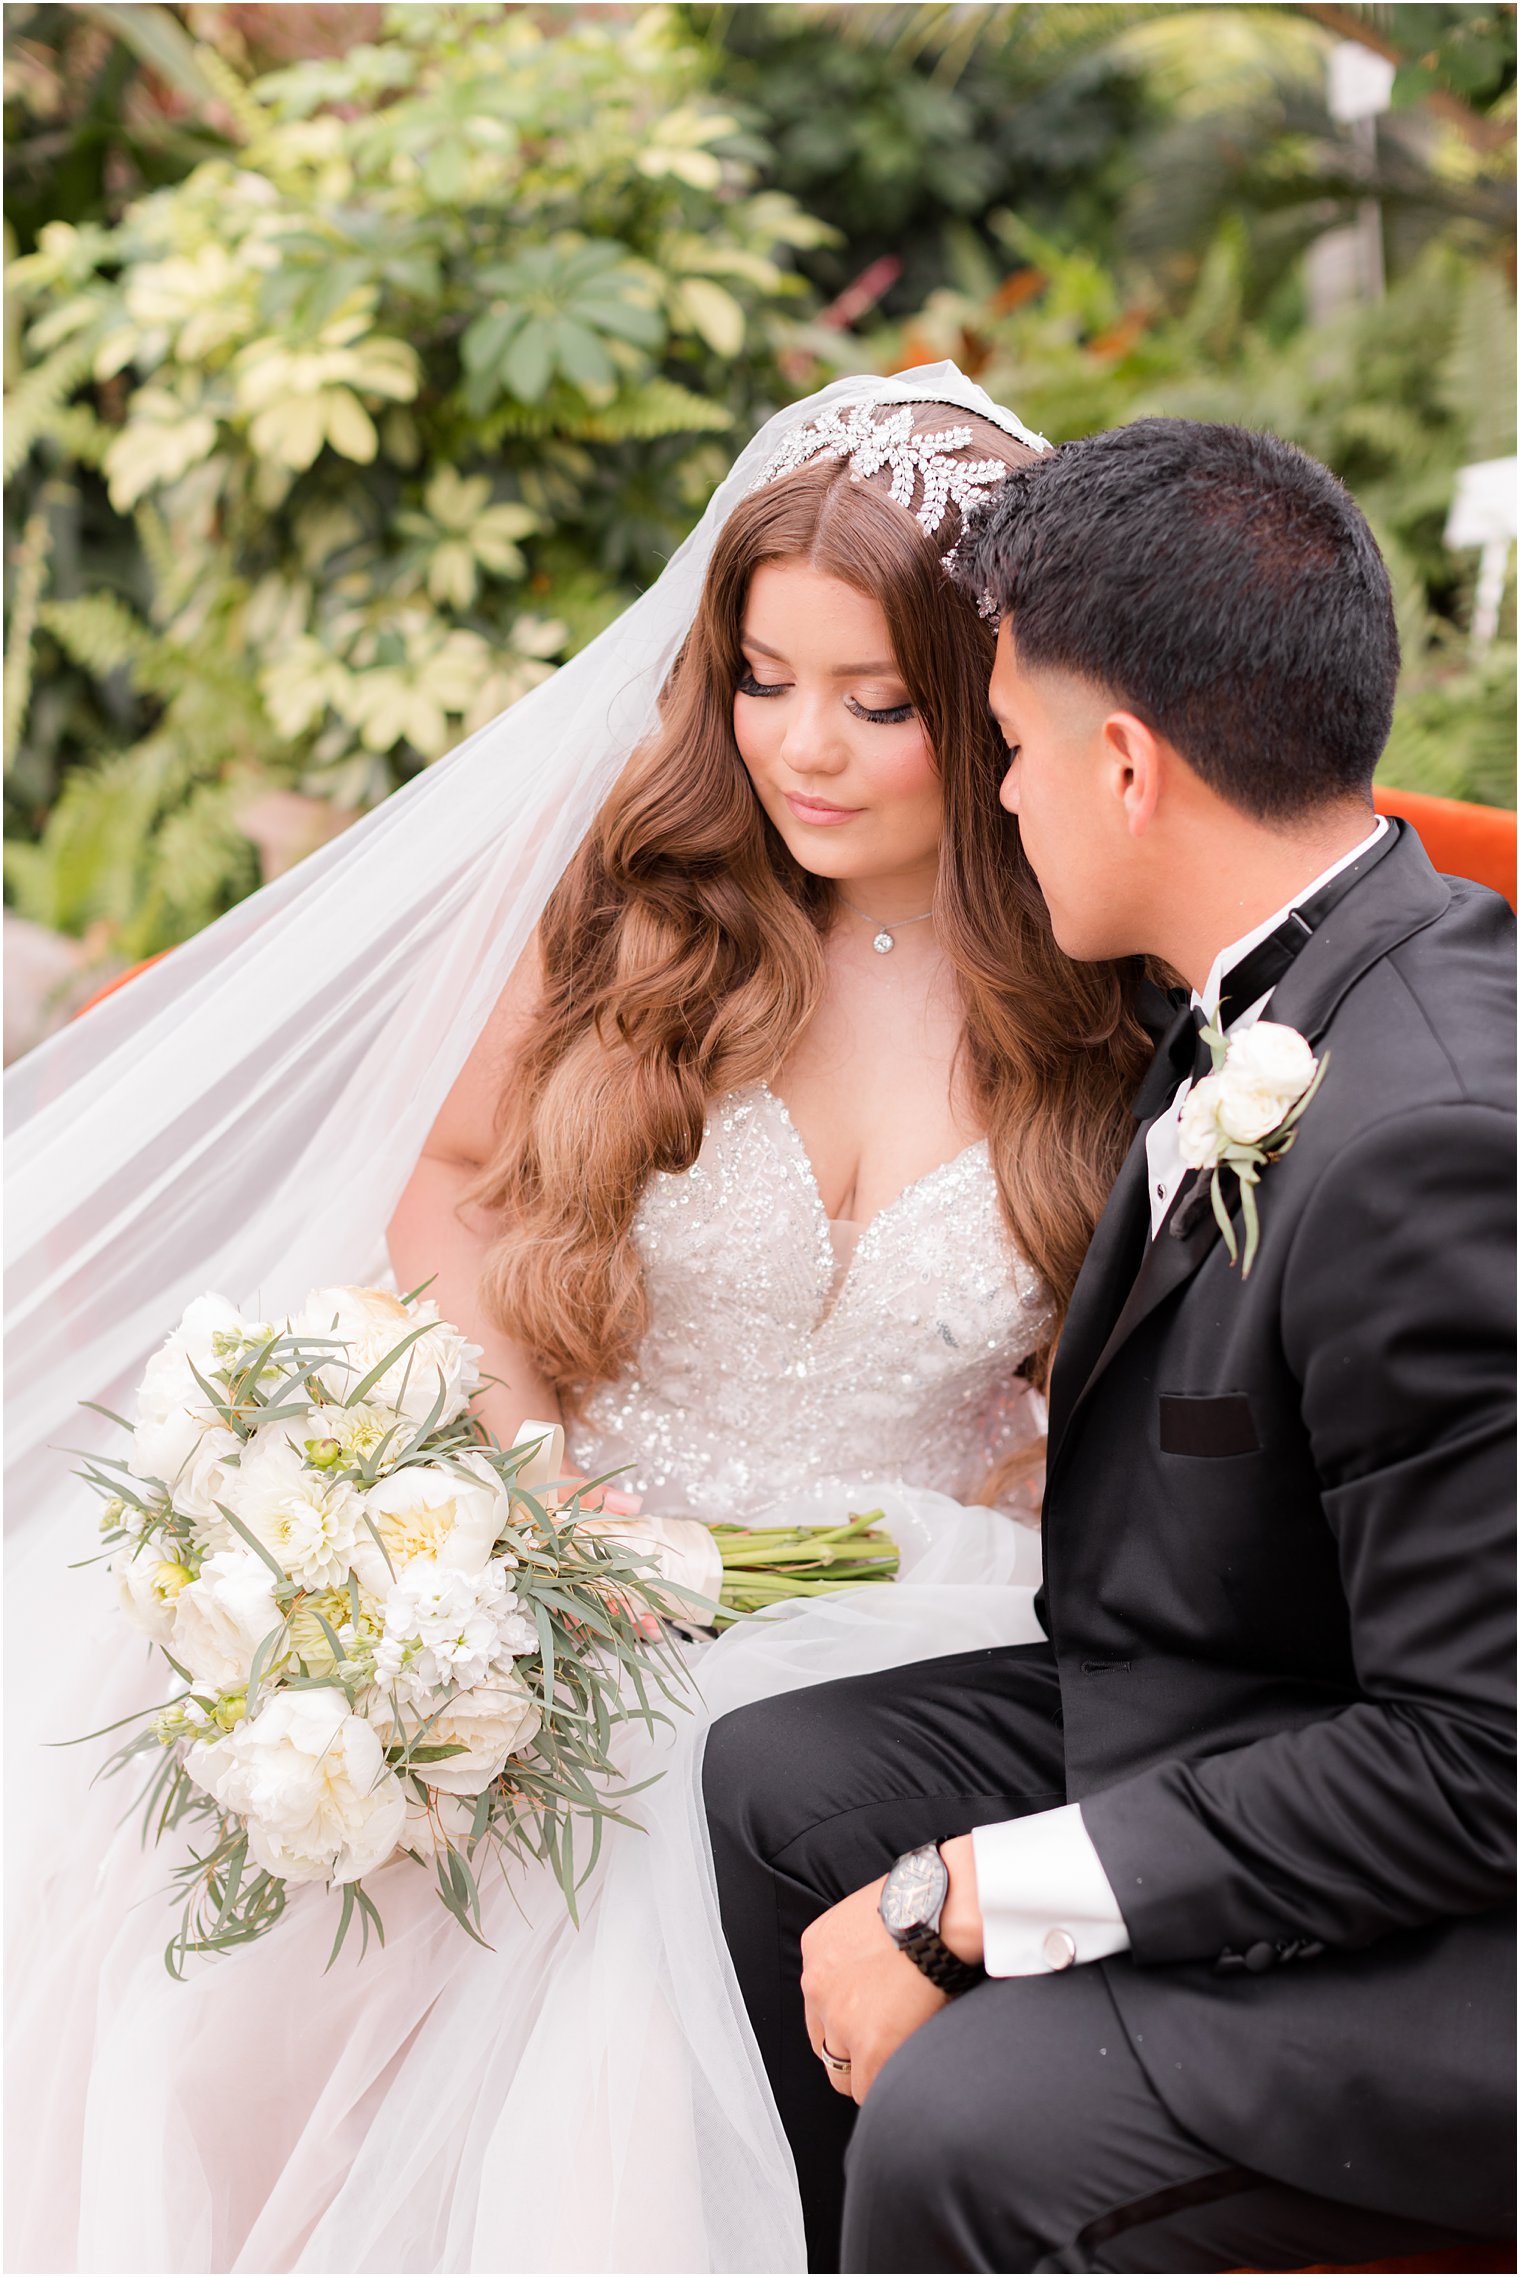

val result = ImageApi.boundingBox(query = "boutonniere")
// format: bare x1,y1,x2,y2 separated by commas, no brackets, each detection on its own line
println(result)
1177,1021,1328,1277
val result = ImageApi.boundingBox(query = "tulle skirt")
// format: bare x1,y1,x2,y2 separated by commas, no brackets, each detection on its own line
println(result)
6,1484,1043,2274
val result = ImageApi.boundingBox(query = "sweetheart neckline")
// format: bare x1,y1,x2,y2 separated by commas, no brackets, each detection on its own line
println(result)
751,1083,990,1328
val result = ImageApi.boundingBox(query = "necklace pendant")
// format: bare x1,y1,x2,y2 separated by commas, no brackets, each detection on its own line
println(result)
872,930,895,954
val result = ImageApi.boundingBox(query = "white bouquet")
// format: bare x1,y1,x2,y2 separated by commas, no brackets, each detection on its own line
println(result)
82,1284,691,1973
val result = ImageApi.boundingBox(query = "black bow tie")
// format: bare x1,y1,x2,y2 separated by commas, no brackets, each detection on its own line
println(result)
1131,830,1386,1125
1148,913,1314,1101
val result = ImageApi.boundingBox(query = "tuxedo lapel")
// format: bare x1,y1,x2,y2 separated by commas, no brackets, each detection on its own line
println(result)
1046,823,1449,1479
1046,1124,1151,1473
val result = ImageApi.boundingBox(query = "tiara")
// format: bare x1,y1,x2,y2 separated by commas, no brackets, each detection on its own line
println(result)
752,394,1047,627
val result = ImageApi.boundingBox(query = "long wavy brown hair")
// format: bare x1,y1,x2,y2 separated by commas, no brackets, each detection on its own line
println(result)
472,405,1150,1437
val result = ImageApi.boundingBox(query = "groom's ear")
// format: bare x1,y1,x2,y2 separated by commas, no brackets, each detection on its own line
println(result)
1100,711,1164,840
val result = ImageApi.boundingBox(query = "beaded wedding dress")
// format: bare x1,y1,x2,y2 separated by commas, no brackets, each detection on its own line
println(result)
10,1082,1049,2275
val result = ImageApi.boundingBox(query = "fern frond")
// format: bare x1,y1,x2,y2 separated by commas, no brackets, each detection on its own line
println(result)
151,781,261,929
1439,264,1518,462
5,750,157,933
134,505,181,600
43,403,115,470
3,333,101,481
4,501,55,768
191,42,267,144
486,378,734,443
38,595,160,681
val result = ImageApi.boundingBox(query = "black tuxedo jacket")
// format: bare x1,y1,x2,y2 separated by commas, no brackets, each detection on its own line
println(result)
1039,820,1515,2235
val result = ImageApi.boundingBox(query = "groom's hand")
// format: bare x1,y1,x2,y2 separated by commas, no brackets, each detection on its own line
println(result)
799,1835,984,2105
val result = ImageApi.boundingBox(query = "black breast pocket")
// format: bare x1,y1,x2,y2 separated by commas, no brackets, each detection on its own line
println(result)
1159,1392,1260,1458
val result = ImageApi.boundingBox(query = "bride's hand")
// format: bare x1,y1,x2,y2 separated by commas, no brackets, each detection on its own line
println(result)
555,1476,644,1517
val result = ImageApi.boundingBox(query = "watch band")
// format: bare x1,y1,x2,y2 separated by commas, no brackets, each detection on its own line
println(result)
898,1918,987,1998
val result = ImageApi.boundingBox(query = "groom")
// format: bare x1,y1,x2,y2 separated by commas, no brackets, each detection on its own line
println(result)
704,419,1515,2272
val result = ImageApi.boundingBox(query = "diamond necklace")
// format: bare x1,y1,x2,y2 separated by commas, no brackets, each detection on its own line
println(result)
838,897,935,955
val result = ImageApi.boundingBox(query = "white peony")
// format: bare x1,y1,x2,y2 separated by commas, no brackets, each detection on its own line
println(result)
112,1544,194,1648
1179,1021,1318,1167
371,1673,541,1797
184,1687,406,1885
372,1555,536,1709
137,1291,252,1422
169,1548,280,1689
221,1429,365,1590
292,1286,481,1428
131,1292,279,1521
348,1456,508,1597
130,1404,243,1524
399,1786,479,1859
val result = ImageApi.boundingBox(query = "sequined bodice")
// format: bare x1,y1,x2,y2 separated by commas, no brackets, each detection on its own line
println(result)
567,1086,1053,1523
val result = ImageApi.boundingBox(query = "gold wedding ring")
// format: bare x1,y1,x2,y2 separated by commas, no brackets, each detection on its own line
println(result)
819,2041,853,2075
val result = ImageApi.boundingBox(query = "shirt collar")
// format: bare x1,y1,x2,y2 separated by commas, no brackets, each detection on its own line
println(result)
1195,815,1389,1023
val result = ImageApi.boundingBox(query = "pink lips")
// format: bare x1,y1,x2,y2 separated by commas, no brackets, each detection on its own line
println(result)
783,790,864,826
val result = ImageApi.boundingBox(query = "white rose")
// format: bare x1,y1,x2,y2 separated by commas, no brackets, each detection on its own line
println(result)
348,1457,508,1597
1178,1022,1317,1167
185,1687,406,1886
370,1673,541,1797
1224,1020,1318,1102
222,1429,365,1590
293,1286,481,1428
1177,1074,1230,1168
112,1544,194,1647
170,1548,280,1689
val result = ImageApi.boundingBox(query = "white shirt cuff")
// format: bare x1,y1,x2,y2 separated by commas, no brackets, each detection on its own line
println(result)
970,1803,1132,1976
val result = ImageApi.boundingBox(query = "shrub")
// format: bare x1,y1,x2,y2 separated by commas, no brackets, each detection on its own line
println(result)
3,3,829,958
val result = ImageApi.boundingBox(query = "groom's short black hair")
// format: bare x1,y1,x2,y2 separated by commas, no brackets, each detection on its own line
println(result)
965,418,1400,819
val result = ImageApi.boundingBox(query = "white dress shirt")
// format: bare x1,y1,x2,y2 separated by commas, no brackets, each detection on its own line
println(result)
1145,816,1388,1237
971,815,1388,1976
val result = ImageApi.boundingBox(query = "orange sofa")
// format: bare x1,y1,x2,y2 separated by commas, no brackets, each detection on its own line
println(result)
1373,783,1517,908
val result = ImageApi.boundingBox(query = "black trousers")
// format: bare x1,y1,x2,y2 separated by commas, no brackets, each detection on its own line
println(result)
702,1644,1487,2274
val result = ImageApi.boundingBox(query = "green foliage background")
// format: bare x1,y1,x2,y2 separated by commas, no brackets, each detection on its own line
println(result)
4,1,1514,963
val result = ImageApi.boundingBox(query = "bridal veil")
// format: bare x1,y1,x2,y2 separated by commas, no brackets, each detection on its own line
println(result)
4,362,1050,2274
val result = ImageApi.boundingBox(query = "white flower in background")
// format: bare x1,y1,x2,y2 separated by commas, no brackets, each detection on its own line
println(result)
112,1544,194,1648
1179,1020,1319,1167
293,1286,481,1427
372,1674,541,1797
222,1430,364,1590
348,1455,508,1597
170,1548,280,1689
373,1556,535,1709
185,1687,406,1885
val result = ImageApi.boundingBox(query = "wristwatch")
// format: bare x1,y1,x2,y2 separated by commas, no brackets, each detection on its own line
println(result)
878,1842,987,1997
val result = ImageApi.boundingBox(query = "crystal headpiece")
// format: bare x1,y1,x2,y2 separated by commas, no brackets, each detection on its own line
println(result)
751,393,1050,627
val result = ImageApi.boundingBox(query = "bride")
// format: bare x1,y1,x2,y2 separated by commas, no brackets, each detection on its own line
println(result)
4,367,1149,2273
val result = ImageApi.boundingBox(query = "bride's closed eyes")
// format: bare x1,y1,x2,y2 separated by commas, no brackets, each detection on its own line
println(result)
735,668,915,727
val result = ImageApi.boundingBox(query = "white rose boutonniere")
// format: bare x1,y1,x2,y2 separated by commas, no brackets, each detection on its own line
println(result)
1178,1020,1328,1277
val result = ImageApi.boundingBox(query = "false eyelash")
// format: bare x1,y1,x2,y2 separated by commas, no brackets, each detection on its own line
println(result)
847,697,914,725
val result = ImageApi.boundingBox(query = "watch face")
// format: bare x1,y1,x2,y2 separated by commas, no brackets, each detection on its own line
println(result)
880,1844,947,1935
